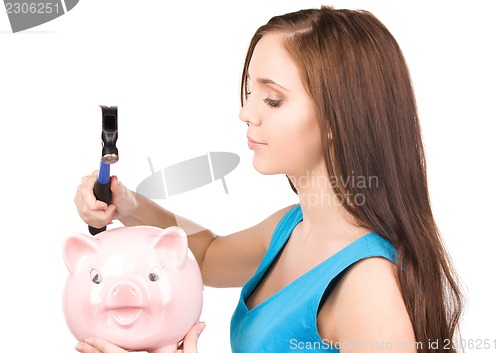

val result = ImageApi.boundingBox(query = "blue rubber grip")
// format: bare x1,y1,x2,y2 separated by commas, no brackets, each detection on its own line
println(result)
97,161,110,184
89,161,111,235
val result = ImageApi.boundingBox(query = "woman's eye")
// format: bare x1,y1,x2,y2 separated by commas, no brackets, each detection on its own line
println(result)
264,98,283,108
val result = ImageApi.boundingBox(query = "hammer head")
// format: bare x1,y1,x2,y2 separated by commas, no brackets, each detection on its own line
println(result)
100,106,119,164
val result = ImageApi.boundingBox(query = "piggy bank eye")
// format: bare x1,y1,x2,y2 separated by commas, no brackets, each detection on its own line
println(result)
90,268,102,284
149,266,162,282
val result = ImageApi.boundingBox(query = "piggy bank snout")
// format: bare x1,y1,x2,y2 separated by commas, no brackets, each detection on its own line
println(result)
107,282,143,308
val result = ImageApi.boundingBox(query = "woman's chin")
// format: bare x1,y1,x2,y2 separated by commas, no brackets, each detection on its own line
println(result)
252,158,280,175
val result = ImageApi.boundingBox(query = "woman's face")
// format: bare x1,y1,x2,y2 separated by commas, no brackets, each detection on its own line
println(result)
240,32,323,178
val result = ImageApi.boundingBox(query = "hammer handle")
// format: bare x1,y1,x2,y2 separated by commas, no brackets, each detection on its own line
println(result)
89,162,111,235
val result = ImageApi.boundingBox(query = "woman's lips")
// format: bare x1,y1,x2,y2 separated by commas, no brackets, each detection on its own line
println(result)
247,136,267,150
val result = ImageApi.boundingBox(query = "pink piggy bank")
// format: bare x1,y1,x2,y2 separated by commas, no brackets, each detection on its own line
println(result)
63,226,203,353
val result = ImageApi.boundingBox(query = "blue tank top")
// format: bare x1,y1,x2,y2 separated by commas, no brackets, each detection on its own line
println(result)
230,205,397,353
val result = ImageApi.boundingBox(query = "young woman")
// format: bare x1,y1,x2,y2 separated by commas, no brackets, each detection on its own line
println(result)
74,6,463,353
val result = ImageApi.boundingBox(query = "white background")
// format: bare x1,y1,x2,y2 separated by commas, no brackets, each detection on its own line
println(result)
0,1,499,352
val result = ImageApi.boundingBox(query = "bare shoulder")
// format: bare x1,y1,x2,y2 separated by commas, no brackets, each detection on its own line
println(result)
318,257,417,353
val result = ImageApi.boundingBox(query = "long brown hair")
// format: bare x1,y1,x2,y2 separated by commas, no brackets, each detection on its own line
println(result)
241,6,463,353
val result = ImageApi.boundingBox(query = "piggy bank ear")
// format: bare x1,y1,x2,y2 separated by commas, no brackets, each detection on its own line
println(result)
152,226,188,270
63,233,100,276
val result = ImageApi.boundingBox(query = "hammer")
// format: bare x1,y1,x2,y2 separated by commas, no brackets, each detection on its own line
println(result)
89,105,119,235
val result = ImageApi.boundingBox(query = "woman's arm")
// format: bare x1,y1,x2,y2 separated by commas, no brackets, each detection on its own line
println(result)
120,190,294,287
75,171,294,288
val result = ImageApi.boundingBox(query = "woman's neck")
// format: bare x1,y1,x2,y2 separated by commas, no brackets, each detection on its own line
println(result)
289,166,368,241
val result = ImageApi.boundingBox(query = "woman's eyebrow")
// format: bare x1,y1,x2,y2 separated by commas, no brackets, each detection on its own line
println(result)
256,78,291,92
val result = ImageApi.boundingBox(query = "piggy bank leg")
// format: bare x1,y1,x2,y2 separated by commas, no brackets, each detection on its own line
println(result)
149,343,179,353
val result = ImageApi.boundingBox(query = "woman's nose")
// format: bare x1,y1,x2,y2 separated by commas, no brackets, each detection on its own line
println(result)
239,97,261,126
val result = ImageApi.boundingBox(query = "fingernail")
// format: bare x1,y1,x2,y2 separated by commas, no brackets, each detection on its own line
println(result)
196,322,206,335
74,342,86,352
84,338,96,347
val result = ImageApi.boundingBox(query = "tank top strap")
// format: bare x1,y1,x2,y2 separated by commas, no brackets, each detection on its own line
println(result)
306,231,398,308
251,204,303,277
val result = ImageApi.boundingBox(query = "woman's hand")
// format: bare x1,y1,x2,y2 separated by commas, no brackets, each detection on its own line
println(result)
175,322,206,353
74,171,137,229
73,322,206,353
74,338,127,353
